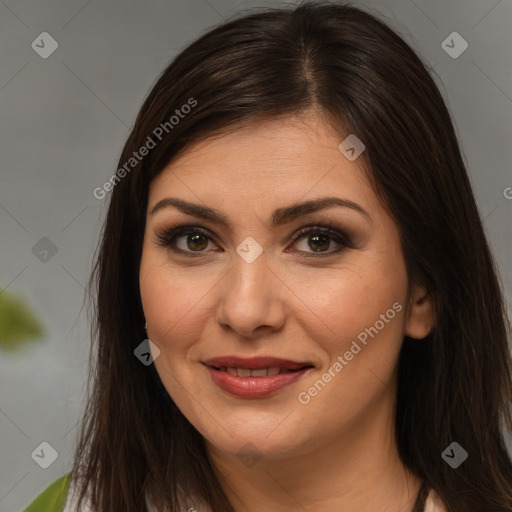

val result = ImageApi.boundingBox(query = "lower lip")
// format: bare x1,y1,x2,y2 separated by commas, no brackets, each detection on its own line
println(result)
205,365,311,398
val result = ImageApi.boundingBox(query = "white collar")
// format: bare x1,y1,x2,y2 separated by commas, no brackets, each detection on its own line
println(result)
64,482,445,512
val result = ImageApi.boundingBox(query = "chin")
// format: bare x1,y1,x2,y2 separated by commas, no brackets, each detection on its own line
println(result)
200,417,311,460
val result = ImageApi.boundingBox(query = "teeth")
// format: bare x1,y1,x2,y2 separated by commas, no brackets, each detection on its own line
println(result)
250,368,268,377
219,367,291,377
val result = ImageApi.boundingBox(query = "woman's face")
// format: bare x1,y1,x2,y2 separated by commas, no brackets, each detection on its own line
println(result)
139,114,432,461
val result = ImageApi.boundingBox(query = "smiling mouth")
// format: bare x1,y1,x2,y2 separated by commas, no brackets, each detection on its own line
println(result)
202,357,315,398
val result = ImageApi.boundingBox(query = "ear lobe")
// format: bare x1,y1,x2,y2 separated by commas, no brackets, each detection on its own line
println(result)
404,285,435,340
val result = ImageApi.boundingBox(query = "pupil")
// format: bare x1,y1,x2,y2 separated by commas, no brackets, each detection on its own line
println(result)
309,234,329,252
188,234,208,251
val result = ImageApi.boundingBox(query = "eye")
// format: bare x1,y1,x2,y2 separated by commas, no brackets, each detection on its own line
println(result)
288,224,353,258
155,225,218,257
154,222,353,258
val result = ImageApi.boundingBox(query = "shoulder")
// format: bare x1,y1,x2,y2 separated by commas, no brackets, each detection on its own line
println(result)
23,473,71,512
425,489,446,512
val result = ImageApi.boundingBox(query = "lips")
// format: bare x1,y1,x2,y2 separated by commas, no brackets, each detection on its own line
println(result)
202,356,314,398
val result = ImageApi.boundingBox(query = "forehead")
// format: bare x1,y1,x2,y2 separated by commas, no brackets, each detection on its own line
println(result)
149,114,373,205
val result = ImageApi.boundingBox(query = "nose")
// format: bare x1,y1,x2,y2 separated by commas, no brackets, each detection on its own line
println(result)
215,251,286,340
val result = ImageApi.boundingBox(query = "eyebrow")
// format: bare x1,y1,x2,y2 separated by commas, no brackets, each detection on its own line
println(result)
150,196,372,228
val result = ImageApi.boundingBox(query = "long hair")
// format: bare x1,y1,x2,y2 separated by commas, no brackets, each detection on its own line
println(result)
69,2,512,511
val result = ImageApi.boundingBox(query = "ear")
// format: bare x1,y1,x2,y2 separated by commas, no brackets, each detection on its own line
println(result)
405,285,435,340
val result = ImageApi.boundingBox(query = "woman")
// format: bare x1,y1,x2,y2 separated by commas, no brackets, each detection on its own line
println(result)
24,1,512,511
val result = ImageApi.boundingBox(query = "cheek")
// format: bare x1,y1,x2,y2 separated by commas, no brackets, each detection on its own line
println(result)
296,253,408,349
293,265,407,432
139,251,216,359
292,260,409,423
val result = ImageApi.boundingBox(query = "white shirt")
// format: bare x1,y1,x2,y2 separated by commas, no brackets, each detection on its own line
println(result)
63,484,446,512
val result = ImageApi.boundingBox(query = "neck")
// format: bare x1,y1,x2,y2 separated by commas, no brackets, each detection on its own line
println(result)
206,386,422,512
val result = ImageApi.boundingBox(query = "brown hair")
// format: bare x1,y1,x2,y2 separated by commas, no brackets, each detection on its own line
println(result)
70,1,512,511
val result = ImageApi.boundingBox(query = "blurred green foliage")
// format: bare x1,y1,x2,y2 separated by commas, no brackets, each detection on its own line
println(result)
0,289,45,353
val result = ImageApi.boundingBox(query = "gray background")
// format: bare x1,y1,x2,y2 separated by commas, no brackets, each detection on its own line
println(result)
1,1,511,511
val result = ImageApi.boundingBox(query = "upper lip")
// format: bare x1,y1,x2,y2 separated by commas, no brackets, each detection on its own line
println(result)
203,356,313,371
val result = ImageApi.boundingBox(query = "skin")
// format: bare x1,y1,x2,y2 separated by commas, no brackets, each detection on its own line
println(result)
139,112,434,512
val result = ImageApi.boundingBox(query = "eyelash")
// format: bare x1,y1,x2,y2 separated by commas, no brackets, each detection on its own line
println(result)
154,222,353,259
